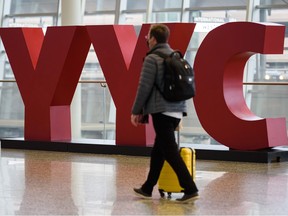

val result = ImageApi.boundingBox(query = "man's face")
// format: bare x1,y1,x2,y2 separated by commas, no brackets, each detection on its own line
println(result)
146,31,156,49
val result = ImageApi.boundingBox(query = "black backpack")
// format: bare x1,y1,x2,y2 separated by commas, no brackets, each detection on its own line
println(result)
153,50,195,102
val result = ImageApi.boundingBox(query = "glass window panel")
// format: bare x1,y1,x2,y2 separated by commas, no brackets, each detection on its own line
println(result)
225,10,246,21
6,16,55,27
81,47,104,81
258,7,288,41
249,84,288,119
200,10,245,21
126,0,147,10
122,14,146,25
10,0,59,14
85,0,116,13
152,12,181,22
192,10,245,33
80,83,116,140
83,14,115,25
249,53,288,82
263,8,288,23
153,0,182,10
2,62,14,80
189,0,247,8
256,8,288,82
0,80,24,138
260,0,288,6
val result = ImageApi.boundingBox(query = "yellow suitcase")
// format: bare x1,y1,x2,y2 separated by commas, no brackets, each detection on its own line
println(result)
158,147,196,198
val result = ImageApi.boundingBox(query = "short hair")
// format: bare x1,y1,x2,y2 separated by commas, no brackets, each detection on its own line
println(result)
149,24,170,43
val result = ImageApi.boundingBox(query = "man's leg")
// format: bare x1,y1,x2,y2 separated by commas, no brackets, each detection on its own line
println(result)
141,143,165,195
152,114,198,194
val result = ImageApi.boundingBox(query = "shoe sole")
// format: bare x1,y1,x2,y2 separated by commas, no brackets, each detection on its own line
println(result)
133,190,152,200
176,195,199,203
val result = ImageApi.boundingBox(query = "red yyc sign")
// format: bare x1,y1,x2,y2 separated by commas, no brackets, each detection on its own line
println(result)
0,22,287,150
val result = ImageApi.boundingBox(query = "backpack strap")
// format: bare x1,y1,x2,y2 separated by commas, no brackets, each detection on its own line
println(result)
150,51,170,98
152,51,169,59
153,50,183,59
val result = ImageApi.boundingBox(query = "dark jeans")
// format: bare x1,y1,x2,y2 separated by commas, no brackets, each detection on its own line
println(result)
141,113,198,195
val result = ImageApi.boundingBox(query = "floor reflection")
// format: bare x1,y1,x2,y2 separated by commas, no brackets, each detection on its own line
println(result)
195,171,288,215
0,149,288,215
17,158,78,215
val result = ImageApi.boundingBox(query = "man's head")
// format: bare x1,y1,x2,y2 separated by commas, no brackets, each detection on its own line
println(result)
146,24,170,49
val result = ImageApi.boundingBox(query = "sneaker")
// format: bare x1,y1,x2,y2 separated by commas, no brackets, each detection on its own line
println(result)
176,192,199,203
133,188,152,199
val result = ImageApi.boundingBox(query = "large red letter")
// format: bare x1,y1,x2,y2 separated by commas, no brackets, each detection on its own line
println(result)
193,22,288,150
0,27,91,141
87,23,196,146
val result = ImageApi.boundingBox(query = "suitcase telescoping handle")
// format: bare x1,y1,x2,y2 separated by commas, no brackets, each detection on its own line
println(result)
175,119,182,149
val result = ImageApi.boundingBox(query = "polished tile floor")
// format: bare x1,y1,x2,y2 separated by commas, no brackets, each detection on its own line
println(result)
1,148,288,215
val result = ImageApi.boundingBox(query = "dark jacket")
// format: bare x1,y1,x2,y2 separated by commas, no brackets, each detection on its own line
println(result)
131,43,187,116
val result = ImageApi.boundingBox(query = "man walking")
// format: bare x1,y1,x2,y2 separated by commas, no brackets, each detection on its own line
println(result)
131,24,199,202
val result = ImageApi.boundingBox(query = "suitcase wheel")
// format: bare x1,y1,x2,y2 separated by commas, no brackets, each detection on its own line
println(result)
158,189,172,199
159,189,165,198
167,192,172,199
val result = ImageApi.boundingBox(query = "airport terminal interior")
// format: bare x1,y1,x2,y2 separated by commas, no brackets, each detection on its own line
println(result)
1,0,288,215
